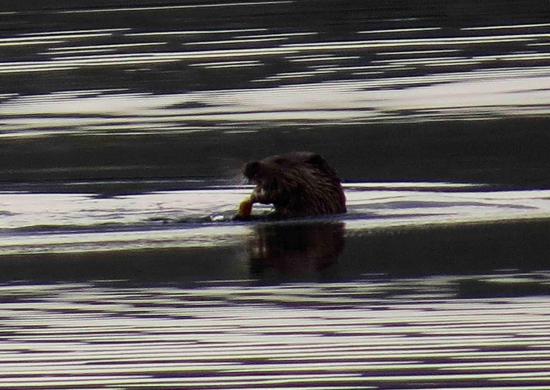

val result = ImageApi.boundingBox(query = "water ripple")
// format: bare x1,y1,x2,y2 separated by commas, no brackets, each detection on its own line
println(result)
0,280,548,388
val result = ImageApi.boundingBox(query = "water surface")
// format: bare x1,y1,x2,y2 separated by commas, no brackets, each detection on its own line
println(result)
2,1,550,388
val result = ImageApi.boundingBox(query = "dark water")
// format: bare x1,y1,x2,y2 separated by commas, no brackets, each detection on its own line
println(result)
2,1,550,388
2,0,550,184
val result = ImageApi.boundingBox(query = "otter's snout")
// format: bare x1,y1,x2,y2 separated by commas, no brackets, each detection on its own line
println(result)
243,161,260,180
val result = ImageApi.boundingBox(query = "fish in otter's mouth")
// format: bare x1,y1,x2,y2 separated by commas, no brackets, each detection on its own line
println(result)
235,151,346,219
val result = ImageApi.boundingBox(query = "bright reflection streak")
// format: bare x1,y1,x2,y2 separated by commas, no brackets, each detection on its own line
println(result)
47,42,167,51
184,37,289,45
1,68,550,130
463,23,550,30
236,32,318,39
21,28,130,36
1,185,550,254
0,40,65,47
376,49,460,56
288,55,360,62
58,1,294,14
0,33,113,42
282,33,550,50
192,61,263,69
125,29,267,36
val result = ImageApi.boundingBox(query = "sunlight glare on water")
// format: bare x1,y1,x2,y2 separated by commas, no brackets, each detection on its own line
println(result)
0,281,548,389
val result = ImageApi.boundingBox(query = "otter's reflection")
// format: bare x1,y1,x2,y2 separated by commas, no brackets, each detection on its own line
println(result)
247,222,345,276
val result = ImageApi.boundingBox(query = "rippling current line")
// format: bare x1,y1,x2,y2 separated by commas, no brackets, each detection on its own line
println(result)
0,281,549,389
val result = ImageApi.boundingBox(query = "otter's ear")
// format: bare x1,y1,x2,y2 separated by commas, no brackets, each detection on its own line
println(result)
306,153,335,174
306,153,327,167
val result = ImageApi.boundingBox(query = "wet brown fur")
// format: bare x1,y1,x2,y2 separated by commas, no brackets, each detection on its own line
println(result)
243,152,346,218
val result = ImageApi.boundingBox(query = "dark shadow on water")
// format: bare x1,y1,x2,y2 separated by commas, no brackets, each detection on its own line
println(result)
0,219,550,297
4,118,550,189
343,219,550,277
247,222,345,281
457,277,550,298
0,247,246,286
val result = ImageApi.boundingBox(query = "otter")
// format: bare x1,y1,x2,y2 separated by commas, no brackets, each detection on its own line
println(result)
236,152,346,219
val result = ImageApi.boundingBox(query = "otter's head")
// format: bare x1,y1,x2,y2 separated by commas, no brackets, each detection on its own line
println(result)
243,152,346,217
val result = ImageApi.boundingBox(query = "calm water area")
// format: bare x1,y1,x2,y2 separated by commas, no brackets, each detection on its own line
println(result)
2,1,550,388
